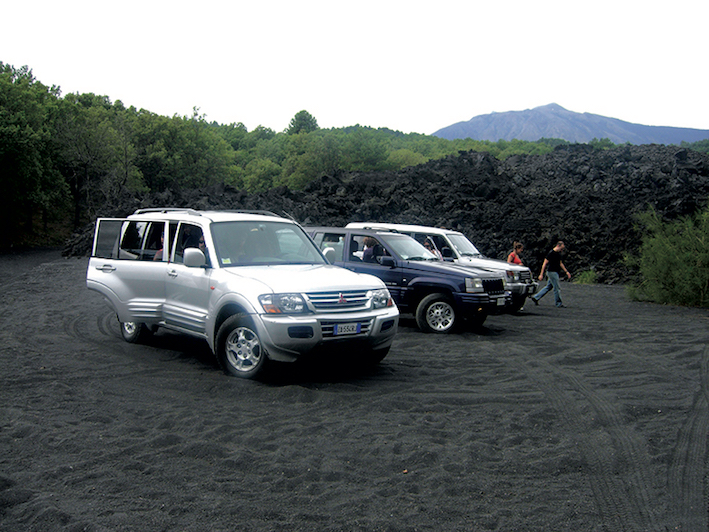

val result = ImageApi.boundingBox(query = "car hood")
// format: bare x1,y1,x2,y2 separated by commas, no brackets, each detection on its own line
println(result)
455,255,530,272
402,259,503,279
221,264,386,293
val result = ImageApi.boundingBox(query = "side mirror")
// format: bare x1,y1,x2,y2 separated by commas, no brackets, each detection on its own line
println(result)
184,248,207,268
379,256,396,267
442,247,453,258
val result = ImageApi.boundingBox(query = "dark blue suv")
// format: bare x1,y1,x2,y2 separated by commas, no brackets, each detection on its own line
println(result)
308,227,511,333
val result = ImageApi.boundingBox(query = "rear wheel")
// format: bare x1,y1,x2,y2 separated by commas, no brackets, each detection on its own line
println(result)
415,293,457,333
120,320,152,343
216,315,268,379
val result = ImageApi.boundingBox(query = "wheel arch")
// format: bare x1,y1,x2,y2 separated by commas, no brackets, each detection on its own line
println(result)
406,281,457,311
212,302,253,350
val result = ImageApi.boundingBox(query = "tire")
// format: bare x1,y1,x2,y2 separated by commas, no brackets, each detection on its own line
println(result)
216,314,268,379
120,320,152,343
415,293,457,333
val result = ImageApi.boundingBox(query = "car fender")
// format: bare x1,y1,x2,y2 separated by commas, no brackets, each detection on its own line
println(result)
206,288,261,352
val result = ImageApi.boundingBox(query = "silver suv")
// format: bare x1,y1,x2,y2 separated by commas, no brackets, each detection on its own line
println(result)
87,209,399,378
346,223,537,312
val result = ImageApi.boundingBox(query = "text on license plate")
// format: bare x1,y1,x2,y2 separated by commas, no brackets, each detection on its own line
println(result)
496,297,506,306
334,323,361,335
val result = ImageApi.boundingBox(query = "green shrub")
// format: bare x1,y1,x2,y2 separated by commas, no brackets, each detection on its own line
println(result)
573,270,597,284
626,204,709,307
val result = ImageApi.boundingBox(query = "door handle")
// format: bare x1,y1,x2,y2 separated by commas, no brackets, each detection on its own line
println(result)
167,270,178,278
96,264,116,273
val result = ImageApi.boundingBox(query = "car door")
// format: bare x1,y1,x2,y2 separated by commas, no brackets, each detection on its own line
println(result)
340,233,406,306
163,222,213,335
88,219,168,324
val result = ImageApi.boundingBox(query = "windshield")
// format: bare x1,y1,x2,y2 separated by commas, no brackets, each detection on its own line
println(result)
447,234,482,258
380,234,439,261
211,221,326,267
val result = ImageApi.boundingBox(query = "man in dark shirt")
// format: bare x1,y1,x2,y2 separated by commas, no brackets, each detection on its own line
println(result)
530,241,572,307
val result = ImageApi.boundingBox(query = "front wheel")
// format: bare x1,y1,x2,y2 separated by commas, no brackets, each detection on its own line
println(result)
415,293,457,333
216,315,268,379
120,320,152,343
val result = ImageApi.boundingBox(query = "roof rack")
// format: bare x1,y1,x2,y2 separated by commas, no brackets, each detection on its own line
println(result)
359,225,401,233
133,208,202,216
217,209,282,218
132,208,282,218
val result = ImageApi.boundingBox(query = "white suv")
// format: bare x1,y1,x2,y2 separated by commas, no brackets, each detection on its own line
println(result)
87,209,398,378
346,222,537,312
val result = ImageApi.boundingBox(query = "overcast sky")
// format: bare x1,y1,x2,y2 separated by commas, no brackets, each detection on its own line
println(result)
3,0,707,135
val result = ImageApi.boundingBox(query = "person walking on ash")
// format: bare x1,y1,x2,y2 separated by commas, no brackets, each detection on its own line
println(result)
530,241,571,307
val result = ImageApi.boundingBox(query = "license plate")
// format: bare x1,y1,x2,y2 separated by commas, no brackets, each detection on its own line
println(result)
334,323,361,335
497,297,506,306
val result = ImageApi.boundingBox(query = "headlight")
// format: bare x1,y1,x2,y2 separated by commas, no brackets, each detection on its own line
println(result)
506,271,520,282
259,294,307,314
465,278,484,293
369,288,394,309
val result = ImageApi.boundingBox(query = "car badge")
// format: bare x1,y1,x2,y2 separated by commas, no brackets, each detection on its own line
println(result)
338,293,348,304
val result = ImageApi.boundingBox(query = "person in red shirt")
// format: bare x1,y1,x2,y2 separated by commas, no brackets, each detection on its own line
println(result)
507,241,524,265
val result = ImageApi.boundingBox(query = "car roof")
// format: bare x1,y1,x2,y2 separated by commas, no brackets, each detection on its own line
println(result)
306,226,407,237
128,208,290,225
345,222,463,236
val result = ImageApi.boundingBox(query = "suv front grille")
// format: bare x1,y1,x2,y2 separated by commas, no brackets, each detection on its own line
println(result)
321,319,373,337
306,290,370,311
482,279,505,295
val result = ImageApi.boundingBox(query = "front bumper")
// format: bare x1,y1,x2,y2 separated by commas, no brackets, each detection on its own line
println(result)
252,307,400,362
508,281,539,297
454,291,513,316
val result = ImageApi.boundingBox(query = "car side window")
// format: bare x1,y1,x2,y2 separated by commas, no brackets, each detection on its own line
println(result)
92,219,124,259
313,232,345,262
175,223,204,264
353,235,385,263
118,221,148,260
411,233,428,246
142,222,166,261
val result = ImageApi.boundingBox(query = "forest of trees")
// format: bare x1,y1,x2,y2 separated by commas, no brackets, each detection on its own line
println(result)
2,62,708,249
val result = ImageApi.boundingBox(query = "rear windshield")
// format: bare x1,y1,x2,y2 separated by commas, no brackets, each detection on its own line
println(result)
210,221,326,267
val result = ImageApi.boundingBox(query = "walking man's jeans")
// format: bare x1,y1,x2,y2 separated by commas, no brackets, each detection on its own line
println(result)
534,271,562,306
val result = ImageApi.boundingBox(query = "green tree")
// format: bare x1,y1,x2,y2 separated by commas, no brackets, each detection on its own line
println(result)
55,94,120,225
0,63,67,245
286,110,319,135
627,205,709,307
589,138,616,150
339,128,390,172
386,148,428,169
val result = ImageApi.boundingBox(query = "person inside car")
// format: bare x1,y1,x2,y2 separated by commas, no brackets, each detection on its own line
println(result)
362,237,380,263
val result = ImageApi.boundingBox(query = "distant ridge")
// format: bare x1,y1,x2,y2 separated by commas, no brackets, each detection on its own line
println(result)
433,103,709,145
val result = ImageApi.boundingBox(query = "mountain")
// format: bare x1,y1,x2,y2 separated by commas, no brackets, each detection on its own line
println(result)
433,103,709,145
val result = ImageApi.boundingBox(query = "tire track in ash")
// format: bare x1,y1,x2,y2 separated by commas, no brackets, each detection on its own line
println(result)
666,345,709,531
506,352,659,531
